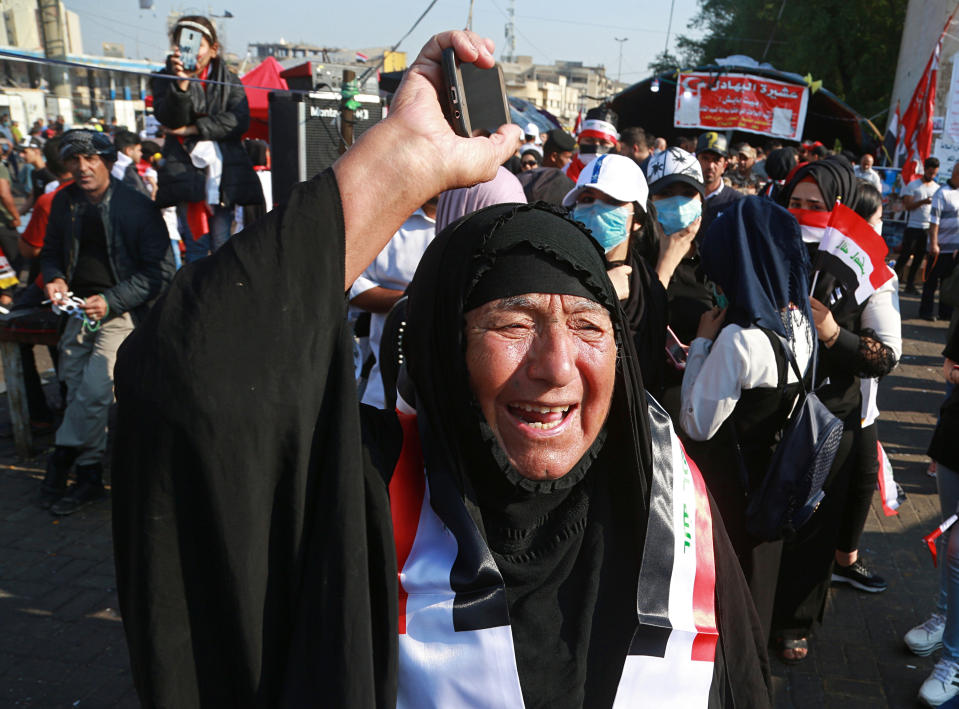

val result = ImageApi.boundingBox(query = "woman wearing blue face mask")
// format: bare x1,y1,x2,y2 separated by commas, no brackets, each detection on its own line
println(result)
561,153,674,397
645,147,707,293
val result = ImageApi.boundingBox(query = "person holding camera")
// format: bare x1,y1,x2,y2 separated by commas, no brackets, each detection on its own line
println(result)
151,15,262,263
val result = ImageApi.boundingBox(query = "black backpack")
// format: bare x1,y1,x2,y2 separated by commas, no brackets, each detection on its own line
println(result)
744,331,844,541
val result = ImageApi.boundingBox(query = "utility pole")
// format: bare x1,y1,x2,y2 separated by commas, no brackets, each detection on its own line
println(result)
339,68,356,154
503,0,516,62
664,0,676,55
37,0,71,99
614,37,628,84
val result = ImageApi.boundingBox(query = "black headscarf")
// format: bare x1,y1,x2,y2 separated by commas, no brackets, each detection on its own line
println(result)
778,154,860,212
701,196,813,341
764,147,799,181
404,202,653,706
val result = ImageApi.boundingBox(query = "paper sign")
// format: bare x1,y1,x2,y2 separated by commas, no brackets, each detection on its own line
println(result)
943,58,959,142
673,72,809,141
934,137,959,173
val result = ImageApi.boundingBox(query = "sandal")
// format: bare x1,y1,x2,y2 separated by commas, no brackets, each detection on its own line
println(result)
779,635,808,665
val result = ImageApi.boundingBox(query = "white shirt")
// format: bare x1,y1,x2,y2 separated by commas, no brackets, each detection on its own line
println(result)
902,177,939,229
680,311,814,442
705,182,726,201
854,166,882,191
349,209,436,409
861,273,902,362
931,182,959,247
111,151,133,181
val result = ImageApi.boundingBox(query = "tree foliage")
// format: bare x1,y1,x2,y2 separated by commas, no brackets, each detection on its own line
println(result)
648,50,683,76
674,0,908,119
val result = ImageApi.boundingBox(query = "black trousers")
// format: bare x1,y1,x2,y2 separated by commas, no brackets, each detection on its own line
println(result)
895,227,927,288
920,250,958,320
836,422,878,554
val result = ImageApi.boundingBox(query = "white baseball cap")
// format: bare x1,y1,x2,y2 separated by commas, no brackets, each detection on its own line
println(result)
645,146,705,197
562,153,649,207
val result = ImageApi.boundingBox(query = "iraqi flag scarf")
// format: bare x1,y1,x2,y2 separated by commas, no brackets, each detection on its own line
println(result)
388,401,720,708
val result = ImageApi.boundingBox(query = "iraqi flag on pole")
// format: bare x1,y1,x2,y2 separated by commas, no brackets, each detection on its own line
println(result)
355,51,369,63
876,442,905,516
813,203,893,306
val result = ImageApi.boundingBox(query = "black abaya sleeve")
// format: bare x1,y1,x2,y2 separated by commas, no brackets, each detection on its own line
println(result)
709,495,773,709
112,170,398,708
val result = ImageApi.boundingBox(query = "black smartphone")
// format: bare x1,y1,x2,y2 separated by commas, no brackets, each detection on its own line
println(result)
665,326,689,370
440,47,511,138
178,28,202,72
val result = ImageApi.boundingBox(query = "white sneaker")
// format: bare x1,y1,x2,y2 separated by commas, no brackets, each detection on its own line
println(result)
907,614,947,656
920,657,959,707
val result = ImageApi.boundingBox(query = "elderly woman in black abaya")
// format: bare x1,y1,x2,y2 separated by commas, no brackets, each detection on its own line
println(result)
771,157,900,663
112,31,771,708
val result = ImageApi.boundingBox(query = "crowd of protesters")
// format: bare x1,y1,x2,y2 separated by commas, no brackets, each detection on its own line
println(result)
0,18,955,709
336,52,959,709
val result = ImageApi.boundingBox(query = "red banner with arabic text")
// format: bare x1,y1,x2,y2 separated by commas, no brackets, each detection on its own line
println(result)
674,72,809,142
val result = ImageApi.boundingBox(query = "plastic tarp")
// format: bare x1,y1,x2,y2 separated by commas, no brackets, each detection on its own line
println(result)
508,97,560,133
241,57,288,141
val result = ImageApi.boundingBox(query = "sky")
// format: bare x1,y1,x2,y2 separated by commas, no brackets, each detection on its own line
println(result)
67,0,705,86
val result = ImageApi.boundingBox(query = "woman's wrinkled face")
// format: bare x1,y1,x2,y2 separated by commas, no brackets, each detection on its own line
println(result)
788,180,828,211
465,293,617,481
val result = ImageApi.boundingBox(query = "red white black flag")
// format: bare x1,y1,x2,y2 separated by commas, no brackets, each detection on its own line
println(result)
813,203,892,307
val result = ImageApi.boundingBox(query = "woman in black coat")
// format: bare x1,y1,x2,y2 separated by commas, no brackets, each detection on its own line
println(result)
152,15,263,263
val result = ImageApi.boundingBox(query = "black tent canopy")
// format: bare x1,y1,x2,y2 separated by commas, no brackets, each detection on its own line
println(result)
610,64,873,154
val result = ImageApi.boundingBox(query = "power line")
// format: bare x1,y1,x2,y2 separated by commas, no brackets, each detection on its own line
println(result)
71,13,169,57
504,13,785,44
487,0,553,63
356,0,439,83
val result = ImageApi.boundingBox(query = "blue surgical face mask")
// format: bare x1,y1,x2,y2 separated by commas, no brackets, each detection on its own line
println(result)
655,194,702,235
571,202,631,253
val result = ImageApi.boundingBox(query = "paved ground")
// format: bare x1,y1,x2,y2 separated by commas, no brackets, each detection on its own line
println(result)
0,290,953,708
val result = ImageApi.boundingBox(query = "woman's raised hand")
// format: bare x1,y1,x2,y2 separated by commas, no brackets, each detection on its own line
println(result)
337,30,523,287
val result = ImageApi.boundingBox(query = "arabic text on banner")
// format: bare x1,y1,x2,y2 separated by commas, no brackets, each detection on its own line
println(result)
673,72,810,141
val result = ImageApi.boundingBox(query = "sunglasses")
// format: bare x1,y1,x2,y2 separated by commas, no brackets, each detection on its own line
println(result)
521,160,537,167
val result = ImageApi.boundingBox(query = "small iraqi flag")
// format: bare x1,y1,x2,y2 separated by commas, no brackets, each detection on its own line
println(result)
876,442,904,516
813,203,893,306
924,514,958,567
355,51,369,63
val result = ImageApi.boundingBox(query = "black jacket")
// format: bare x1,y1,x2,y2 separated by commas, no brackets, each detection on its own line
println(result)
152,58,263,209
40,178,176,324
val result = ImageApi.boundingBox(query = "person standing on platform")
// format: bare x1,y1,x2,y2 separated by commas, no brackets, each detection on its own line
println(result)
151,15,263,262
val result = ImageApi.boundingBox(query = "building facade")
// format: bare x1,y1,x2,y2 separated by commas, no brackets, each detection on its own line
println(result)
500,56,616,127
